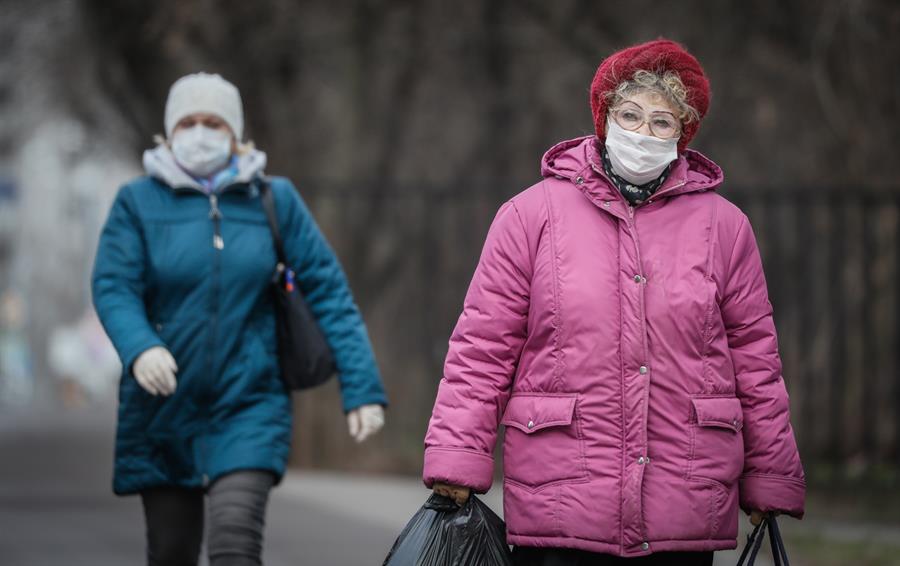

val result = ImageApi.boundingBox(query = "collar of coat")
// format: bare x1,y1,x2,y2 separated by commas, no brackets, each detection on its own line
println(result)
142,143,268,194
541,135,724,208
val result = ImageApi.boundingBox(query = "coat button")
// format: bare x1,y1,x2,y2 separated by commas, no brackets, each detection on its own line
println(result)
633,274,643,283
575,176,585,185
732,419,739,427
637,456,647,465
527,420,535,430
603,201,611,208
641,542,650,551
639,365,648,374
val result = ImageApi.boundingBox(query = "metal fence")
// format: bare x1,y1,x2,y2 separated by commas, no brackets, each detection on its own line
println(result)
727,187,900,477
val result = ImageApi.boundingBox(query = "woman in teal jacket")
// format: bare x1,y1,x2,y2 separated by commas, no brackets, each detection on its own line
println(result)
92,73,388,566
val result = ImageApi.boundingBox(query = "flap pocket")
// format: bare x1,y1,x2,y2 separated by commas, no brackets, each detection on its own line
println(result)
691,397,743,432
501,393,577,434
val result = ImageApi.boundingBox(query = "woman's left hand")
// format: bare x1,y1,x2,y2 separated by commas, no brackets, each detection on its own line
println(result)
347,404,385,443
750,510,780,526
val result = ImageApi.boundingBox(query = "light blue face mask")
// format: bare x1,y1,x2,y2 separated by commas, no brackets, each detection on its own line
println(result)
604,120,678,186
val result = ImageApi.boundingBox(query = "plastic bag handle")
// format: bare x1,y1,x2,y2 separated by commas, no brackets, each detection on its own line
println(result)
736,515,790,566
424,493,467,512
768,516,790,566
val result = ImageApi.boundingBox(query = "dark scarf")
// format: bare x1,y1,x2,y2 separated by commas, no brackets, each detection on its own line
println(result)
599,146,671,206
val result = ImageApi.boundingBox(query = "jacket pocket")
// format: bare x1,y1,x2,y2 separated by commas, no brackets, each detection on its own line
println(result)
501,393,587,490
688,396,745,488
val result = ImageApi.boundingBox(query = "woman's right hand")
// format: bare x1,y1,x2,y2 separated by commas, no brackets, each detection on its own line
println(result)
133,346,178,396
433,482,471,506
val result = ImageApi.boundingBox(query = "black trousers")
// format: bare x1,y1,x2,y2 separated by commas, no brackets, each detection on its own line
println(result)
140,470,275,566
512,546,715,566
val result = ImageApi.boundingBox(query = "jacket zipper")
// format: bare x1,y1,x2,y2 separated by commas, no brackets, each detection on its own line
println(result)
645,179,687,202
209,193,224,249
581,161,698,547
584,163,652,546
203,191,226,487
168,182,253,487
624,197,654,546
177,178,254,250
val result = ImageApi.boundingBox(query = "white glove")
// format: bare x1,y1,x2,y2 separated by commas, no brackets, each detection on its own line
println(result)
132,346,178,396
347,404,385,443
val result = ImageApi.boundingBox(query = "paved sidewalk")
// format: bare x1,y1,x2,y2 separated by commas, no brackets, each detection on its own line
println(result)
0,405,402,565
2,405,899,565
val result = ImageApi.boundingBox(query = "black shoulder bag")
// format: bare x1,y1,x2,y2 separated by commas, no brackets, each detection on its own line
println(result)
259,181,337,390
736,514,791,566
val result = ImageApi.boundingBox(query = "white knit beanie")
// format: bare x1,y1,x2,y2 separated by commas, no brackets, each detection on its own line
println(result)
164,73,244,140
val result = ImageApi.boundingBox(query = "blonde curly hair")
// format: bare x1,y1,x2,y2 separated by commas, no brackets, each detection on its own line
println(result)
605,69,700,125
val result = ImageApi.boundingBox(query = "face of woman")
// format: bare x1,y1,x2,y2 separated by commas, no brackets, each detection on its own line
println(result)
172,112,237,151
608,90,682,140
168,112,239,177
173,112,229,134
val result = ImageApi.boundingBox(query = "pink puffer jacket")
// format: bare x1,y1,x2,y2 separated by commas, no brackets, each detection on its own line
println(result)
423,136,805,556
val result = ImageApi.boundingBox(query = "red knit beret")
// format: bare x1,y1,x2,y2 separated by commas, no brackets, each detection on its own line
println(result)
590,39,710,152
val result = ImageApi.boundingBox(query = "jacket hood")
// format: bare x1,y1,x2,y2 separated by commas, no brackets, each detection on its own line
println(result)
540,135,724,201
142,143,267,191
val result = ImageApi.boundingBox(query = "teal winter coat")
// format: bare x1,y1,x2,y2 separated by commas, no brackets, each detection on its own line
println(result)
92,146,387,495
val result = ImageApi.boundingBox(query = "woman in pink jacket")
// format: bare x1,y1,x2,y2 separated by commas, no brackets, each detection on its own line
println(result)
423,39,805,565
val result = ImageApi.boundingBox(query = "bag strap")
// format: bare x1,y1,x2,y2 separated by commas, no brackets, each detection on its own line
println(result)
258,178,288,268
768,521,782,566
736,516,790,566
768,516,790,566
736,520,767,566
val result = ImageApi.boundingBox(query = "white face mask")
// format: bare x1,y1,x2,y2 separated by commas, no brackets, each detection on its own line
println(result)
604,120,678,186
171,125,233,177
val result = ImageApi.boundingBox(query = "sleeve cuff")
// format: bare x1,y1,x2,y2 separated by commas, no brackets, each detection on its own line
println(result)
423,446,495,493
739,473,806,519
342,392,389,413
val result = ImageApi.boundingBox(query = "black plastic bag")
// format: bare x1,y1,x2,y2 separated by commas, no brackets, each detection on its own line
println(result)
383,494,513,566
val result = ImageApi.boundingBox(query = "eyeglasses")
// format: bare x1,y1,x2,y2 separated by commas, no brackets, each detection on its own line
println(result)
609,101,681,140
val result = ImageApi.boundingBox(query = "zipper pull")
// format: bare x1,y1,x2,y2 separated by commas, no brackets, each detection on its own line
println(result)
209,194,224,249
208,194,222,220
